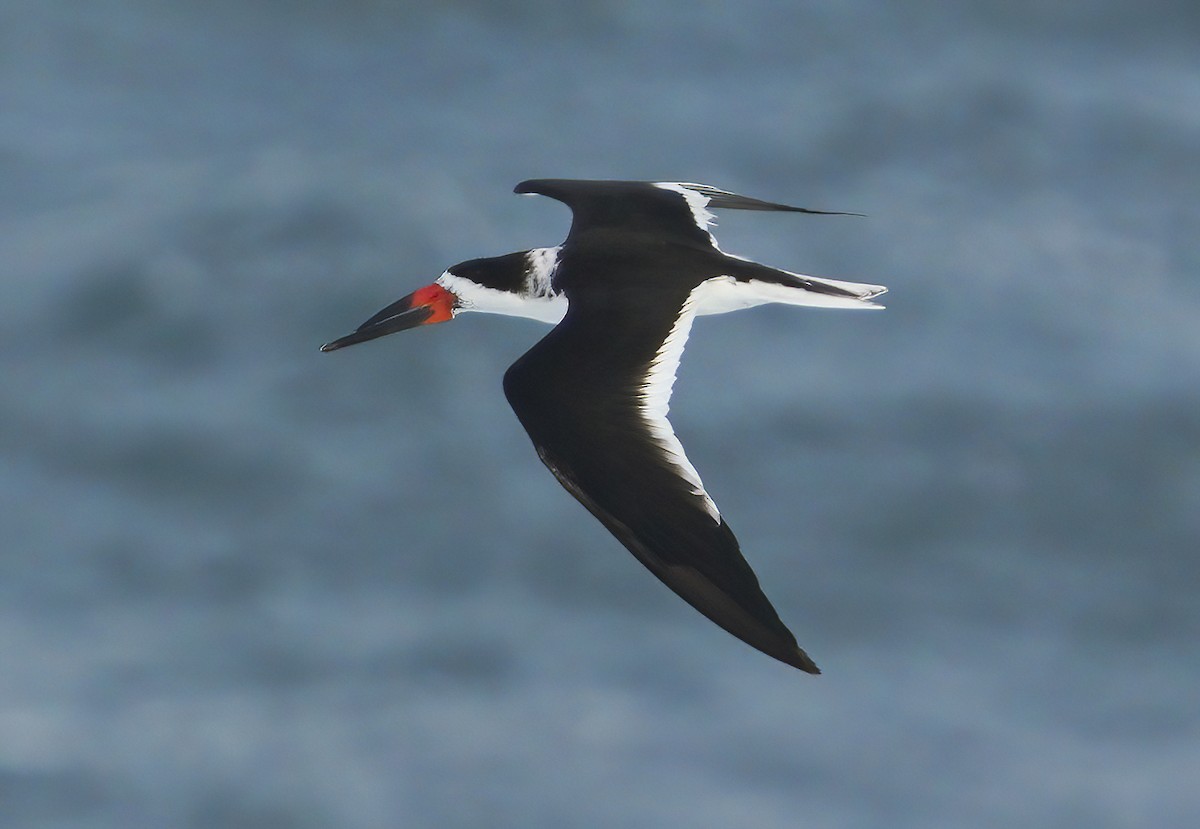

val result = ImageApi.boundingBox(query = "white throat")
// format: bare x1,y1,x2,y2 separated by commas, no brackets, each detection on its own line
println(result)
438,247,567,324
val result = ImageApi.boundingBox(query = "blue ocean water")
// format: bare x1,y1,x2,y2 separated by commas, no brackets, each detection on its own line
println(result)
3,2,1198,827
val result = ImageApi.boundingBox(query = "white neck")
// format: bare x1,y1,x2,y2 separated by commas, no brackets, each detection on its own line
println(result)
437,247,567,324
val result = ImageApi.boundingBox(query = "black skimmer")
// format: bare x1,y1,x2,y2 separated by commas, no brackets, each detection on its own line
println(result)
322,179,885,673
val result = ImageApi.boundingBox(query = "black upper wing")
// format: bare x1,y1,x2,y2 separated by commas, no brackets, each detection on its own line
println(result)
502,267,819,673
514,179,858,249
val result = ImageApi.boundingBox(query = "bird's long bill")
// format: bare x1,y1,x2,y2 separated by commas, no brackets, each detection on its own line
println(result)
320,283,456,352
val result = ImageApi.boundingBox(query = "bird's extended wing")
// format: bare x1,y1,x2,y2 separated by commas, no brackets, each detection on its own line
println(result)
515,178,859,251
502,281,819,673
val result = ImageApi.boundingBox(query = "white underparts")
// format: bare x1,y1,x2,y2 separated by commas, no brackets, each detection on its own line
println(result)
639,287,722,522
693,273,886,314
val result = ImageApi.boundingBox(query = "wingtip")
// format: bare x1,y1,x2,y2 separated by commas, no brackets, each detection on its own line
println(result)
514,179,553,195
790,649,821,675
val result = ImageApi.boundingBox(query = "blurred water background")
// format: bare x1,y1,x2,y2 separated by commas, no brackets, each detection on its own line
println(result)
3,1,1198,827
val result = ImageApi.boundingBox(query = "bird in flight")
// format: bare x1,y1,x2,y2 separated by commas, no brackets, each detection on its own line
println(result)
322,179,885,673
